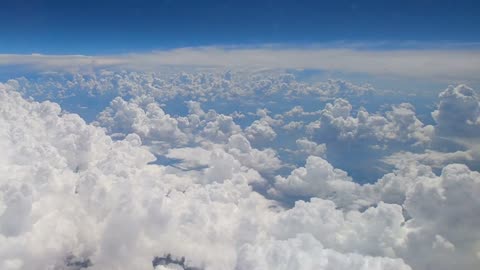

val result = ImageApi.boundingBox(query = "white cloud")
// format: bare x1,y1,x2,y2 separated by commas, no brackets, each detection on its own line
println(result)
401,163,480,270
295,138,327,157
165,137,281,184
282,120,304,131
237,234,411,270
2,69,480,270
2,47,480,81
270,158,480,270
286,79,375,97
200,113,242,143
432,84,480,137
95,96,189,153
245,120,277,143
271,199,408,257
227,134,282,174
307,99,433,147
271,156,360,207
379,84,480,172
383,150,474,169
1,82,277,269
6,70,379,106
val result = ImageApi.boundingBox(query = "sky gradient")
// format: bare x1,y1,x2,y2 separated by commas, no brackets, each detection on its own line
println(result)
1,0,480,54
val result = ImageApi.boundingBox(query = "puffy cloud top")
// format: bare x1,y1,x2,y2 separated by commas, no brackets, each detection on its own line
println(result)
432,84,480,137
308,99,433,146
1,73,480,270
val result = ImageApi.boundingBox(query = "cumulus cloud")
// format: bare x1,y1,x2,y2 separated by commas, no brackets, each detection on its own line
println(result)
165,135,282,184
226,134,282,174
270,156,480,270
271,156,368,209
96,98,247,153
307,99,433,146
298,98,435,181
282,120,304,131
96,96,189,151
237,234,411,270
401,164,480,270
7,70,375,101
2,67,480,270
245,120,277,143
295,138,327,157
432,84,480,137
1,82,273,269
285,79,375,98
379,84,480,172
200,113,242,143
0,83,421,270
383,150,475,169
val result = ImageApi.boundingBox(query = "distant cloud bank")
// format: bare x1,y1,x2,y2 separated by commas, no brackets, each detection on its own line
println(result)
1,46,480,82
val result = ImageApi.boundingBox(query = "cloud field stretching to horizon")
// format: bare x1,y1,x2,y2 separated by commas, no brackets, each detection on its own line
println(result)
1,1,480,269
1,62,480,270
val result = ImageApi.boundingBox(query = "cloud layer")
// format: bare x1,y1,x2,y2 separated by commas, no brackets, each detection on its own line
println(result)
1,67,480,270
2,46,480,81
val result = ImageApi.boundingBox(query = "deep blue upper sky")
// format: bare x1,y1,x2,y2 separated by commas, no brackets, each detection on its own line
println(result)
1,0,480,54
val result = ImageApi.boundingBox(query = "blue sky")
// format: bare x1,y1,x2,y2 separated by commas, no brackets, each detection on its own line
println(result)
2,0,480,86
1,0,480,54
